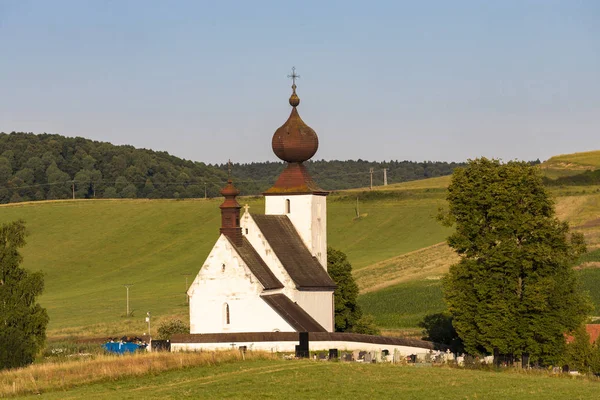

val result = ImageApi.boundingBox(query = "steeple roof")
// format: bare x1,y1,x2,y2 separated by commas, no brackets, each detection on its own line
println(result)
271,68,319,164
266,68,327,196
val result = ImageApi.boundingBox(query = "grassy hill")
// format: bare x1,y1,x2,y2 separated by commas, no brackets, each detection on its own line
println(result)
2,166,600,338
0,187,451,337
540,150,600,179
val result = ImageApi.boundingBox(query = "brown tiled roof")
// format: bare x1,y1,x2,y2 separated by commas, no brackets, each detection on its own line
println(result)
588,324,600,344
252,215,336,290
226,236,284,290
264,163,328,195
261,293,326,332
171,332,445,350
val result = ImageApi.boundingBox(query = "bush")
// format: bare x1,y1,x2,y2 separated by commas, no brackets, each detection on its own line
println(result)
157,319,189,340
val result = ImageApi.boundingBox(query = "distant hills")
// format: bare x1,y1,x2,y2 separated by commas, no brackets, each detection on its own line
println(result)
540,150,600,185
0,132,465,203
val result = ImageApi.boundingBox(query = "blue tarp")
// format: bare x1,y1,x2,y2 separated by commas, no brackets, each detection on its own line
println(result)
102,341,145,354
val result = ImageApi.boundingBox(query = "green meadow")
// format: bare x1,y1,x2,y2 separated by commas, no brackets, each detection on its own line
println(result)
0,189,451,336
2,150,600,338
17,358,600,400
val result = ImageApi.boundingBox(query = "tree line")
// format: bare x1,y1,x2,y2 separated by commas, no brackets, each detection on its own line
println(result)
0,132,229,203
0,132,468,204
217,159,467,192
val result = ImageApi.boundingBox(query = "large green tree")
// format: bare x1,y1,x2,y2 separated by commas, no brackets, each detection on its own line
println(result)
327,247,379,335
440,158,590,364
0,220,49,369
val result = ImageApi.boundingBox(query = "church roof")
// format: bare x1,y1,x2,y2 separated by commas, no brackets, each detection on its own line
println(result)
263,162,328,196
271,69,318,164
261,293,327,332
251,214,336,290
226,236,284,290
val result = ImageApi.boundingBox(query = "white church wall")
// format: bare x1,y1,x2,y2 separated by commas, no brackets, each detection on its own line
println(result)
188,235,295,334
264,194,327,268
293,291,334,332
172,340,429,358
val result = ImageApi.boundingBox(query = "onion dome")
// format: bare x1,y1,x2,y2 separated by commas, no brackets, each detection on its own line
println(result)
271,84,319,163
264,69,328,196
220,179,240,198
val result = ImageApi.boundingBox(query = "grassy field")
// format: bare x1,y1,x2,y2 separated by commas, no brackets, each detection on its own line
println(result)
359,279,445,330
13,357,600,399
1,149,600,338
540,150,600,179
0,190,450,336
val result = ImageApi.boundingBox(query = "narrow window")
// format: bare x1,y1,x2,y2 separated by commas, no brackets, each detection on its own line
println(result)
245,228,249,234
285,199,290,214
224,303,230,325
222,263,226,272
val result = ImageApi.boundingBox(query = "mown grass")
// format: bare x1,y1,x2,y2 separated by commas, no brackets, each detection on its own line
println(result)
1,350,272,398
15,358,600,400
354,242,457,293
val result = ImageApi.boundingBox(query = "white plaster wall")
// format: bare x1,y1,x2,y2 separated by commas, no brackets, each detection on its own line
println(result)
172,340,430,358
188,235,294,334
293,291,334,332
264,194,327,268
241,211,334,333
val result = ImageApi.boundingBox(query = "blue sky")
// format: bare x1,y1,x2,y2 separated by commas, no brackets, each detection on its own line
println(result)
1,0,598,164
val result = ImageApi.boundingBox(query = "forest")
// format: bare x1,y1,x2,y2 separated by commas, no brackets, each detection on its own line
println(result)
0,132,464,203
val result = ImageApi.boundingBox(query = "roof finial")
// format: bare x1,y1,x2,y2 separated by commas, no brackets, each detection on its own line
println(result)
287,67,301,107
288,66,300,87
227,159,232,180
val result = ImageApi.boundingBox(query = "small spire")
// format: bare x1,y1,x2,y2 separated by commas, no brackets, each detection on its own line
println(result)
287,67,300,107
227,159,232,180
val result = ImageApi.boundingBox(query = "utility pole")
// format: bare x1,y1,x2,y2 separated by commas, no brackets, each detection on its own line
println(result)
204,182,207,199
124,284,133,317
369,168,374,190
146,312,152,338
383,168,388,186
355,196,360,218
72,180,75,199
182,273,191,304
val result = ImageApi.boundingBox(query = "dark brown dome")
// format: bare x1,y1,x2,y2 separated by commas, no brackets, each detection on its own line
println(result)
220,179,240,197
272,98,319,163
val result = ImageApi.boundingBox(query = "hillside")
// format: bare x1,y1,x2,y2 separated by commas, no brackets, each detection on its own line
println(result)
0,132,466,204
219,159,464,192
0,190,451,337
540,150,600,179
0,132,228,202
2,169,600,338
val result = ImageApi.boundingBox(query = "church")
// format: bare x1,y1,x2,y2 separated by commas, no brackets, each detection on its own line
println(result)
176,72,442,357
187,73,337,334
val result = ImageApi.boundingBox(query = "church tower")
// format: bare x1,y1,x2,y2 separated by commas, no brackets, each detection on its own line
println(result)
219,178,242,246
264,68,328,268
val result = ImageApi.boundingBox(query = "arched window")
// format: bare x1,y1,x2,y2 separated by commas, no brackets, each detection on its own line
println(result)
223,303,230,325
285,199,290,214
